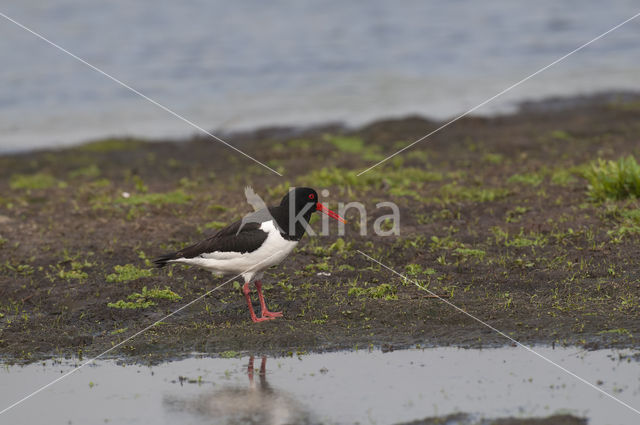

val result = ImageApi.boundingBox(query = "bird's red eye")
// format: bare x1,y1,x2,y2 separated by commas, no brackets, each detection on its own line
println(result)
308,193,315,199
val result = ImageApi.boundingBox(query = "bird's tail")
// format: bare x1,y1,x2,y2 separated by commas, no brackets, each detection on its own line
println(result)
153,253,176,268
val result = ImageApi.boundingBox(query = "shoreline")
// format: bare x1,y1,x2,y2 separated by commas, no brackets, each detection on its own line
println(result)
3,90,639,156
1,92,640,364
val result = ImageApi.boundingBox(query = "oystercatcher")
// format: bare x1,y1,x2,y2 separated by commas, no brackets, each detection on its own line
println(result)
153,187,346,322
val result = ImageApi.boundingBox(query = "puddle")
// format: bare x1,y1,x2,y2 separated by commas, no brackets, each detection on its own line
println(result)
1,346,640,425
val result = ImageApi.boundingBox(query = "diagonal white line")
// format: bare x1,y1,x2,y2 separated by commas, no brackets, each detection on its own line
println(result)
0,11,282,177
0,249,285,417
357,250,640,417
357,11,640,176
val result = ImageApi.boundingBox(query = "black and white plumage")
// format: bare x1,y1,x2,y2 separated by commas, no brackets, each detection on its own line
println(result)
153,214,296,283
153,187,345,322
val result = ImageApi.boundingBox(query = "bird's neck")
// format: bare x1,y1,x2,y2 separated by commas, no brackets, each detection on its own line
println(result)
270,206,312,241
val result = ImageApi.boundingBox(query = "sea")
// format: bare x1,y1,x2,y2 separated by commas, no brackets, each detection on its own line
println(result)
0,0,639,152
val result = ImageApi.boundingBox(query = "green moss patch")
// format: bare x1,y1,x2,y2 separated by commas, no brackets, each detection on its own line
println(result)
507,173,544,187
348,283,397,300
116,189,191,206
69,165,101,179
107,299,155,309
583,155,640,200
108,286,182,309
106,264,153,283
10,173,59,190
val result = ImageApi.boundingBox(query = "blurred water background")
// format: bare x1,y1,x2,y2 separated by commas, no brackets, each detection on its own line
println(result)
0,0,639,152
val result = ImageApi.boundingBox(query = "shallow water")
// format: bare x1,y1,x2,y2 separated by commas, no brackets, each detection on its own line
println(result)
1,346,640,424
1,0,640,151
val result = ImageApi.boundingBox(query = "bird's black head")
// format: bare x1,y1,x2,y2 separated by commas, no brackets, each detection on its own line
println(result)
276,187,346,240
280,187,319,214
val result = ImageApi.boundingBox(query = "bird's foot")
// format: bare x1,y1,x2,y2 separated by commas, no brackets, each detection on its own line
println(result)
251,315,275,323
261,310,283,318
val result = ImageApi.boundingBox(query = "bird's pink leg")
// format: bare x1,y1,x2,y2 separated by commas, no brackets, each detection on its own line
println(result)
255,280,283,318
243,283,273,323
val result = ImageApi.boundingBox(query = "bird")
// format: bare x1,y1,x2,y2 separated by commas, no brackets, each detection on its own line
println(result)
153,187,346,323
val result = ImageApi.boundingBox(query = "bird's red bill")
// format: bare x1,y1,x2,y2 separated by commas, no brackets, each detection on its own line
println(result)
316,202,346,223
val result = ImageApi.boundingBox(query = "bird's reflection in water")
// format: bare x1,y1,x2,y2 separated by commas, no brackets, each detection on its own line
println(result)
164,356,316,425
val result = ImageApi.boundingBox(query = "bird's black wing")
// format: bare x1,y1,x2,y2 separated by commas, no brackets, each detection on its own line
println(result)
153,209,274,268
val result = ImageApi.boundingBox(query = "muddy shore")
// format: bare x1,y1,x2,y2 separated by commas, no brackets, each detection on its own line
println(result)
1,93,640,365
